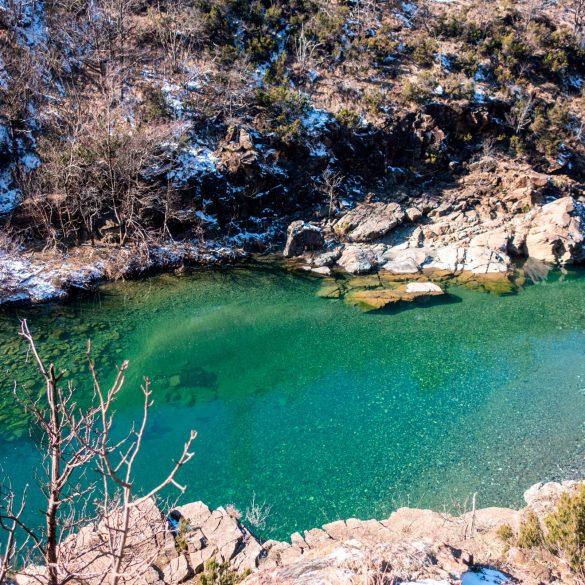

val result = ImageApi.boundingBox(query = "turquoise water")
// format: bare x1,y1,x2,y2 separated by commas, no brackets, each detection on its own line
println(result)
1,266,585,539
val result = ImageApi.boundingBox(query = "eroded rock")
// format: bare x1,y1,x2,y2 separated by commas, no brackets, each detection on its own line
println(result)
283,221,325,257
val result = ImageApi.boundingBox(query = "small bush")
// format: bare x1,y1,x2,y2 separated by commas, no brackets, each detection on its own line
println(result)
200,559,251,585
410,36,438,68
256,85,309,137
545,484,585,572
497,523,514,544
142,86,171,121
336,108,360,128
517,511,543,549
175,518,189,553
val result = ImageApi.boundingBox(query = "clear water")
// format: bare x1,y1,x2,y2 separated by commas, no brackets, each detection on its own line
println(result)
1,266,585,540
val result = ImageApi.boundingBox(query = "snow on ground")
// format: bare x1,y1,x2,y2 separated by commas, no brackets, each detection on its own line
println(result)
302,108,335,136
167,144,219,187
0,167,20,215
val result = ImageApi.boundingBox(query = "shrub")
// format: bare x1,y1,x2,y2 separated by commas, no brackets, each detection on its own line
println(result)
400,75,434,104
248,34,278,63
142,86,171,121
175,518,189,553
517,511,543,549
336,108,360,128
200,559,251,585
256,85,309,137
545,484,585,572
363,89,385,115
410,36,438,68
497,523,514,544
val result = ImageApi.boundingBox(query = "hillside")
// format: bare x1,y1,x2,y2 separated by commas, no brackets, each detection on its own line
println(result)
1,0,585,301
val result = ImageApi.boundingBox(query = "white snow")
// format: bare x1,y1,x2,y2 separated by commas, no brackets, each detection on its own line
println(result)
167,145,219,187
195,210,218,225
0,167,20,214
302,108,335,136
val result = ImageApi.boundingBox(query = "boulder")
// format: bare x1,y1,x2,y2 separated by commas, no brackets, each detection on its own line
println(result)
337,244,386,274
334,202,405,242
405,282,443,295
175,501,212,529
519,197,585,264
382,247,428,275
163,555,193,584
201,508,245,562
283,221,324,257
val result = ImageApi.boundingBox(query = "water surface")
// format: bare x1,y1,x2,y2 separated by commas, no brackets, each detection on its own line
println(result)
1,266,585,539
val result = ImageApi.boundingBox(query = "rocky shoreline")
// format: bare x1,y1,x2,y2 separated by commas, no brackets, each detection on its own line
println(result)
13,481,585,585
0,241,247,306
2,161,585,309
282,162,585,310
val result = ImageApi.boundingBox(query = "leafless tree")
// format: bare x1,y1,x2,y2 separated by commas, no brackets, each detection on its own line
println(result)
317,167,344,219
295,24,322,76
506,92,536,135
0,321,197,585
8,320,101,585
569,0,585,45
0,480,29,584
245,493,272,533
84,347,197,585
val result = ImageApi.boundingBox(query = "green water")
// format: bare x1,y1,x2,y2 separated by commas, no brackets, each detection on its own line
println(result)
2,266,585,539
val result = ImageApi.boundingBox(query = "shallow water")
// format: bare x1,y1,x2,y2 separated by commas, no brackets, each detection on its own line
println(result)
1,266,585,539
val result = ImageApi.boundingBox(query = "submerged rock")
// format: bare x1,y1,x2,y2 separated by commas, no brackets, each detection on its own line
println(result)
345,281,444,311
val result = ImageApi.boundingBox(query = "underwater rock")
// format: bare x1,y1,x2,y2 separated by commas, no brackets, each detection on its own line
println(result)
345,281,444,311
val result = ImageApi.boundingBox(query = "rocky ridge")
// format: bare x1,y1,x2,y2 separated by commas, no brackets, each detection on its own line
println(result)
13,481,584,585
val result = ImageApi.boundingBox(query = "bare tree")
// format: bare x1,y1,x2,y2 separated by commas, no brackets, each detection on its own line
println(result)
245,494,272,533
317,167,344,219
14,321,100,585
506,92,536,135
295,24,322,76
569,0,585,45
0,480,28,584
0,321,197,585
85,348,197,585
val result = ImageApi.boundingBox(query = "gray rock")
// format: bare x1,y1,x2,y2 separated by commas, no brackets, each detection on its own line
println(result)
337,244,387,274
334,202,405,242
163,555,193,584
283,221,324,257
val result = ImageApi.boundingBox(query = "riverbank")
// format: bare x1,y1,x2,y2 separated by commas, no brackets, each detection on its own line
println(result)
13,481,585,585
3,161,584,308
0,241,247,305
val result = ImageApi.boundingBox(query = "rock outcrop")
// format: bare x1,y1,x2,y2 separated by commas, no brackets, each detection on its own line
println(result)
15,481,584,585
283,221,325,258
284,161,585,295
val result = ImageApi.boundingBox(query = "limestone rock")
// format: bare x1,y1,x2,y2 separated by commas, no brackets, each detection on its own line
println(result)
201,508,245,562
283,221,324,257
523,481,584,519
163,555,193,584
519,197,585,264
337,244,386,274
405,282,443,294
175,501,212,528
334,202,405,242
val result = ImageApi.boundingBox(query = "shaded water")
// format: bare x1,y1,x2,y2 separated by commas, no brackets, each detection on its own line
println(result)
1,266,585,539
